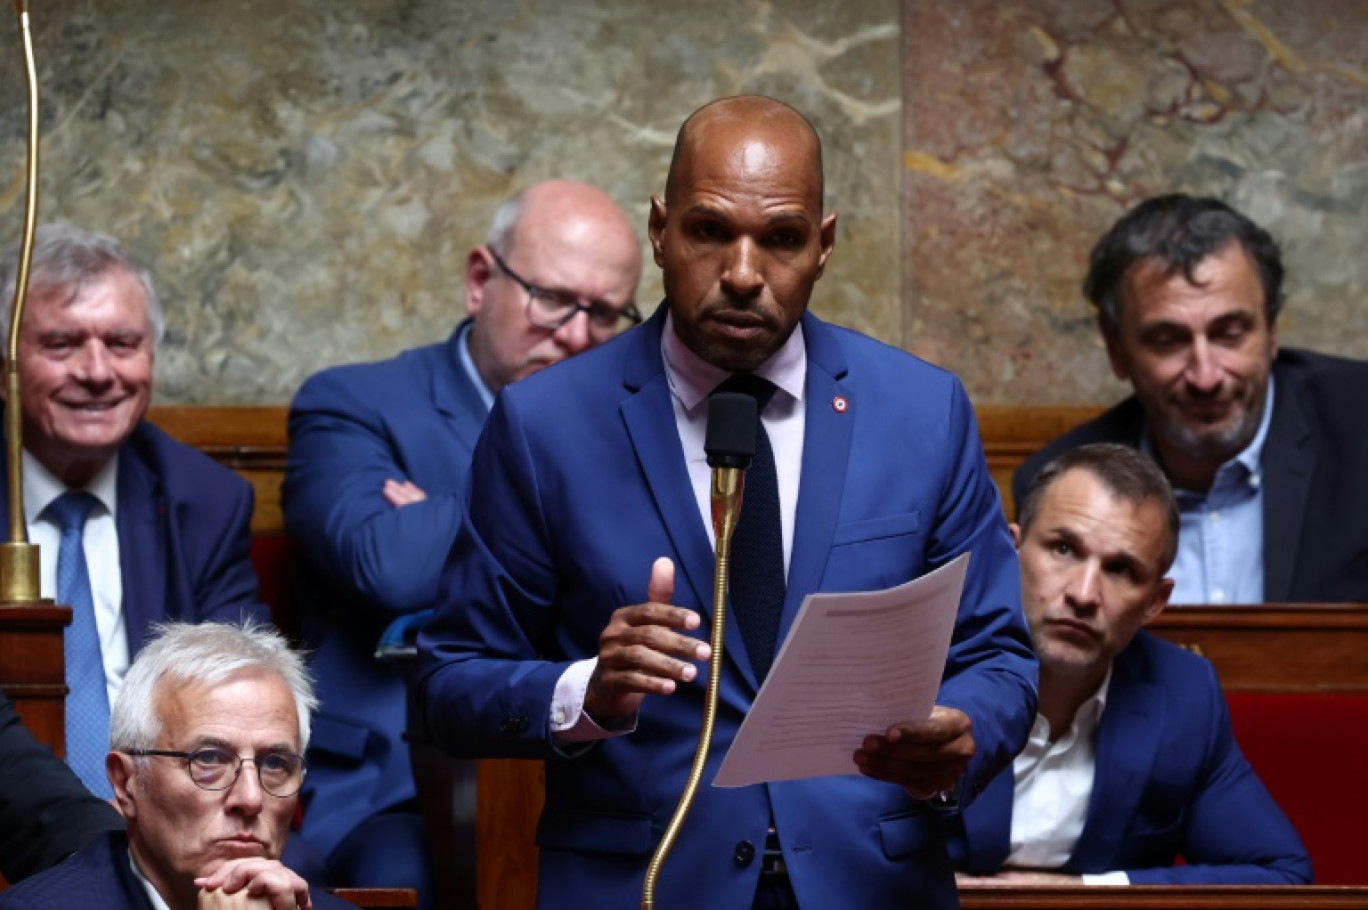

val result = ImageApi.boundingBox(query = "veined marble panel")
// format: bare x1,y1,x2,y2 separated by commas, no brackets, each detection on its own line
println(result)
0,0,899,404
904,0,1368,405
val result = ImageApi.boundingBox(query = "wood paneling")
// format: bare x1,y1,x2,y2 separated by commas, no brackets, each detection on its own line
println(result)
1150,604,1368,693
144,403,1108,533
146,406,288,534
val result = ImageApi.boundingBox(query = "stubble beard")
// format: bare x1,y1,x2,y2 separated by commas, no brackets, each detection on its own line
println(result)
1157,385,1268,464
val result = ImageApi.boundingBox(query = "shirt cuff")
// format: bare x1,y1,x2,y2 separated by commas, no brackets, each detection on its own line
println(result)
1081,871,1130,886
922,776,964,814
549,658,637,744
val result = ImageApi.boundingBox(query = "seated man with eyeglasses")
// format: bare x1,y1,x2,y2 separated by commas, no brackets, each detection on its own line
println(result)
280,179,643,903
0,620,351,910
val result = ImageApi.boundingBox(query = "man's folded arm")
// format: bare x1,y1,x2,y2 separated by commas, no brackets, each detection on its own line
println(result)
284,377,464,614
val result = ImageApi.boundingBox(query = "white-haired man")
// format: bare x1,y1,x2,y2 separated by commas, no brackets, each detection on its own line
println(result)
0,621,349,910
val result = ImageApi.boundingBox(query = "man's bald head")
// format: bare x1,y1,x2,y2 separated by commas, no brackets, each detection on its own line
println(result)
664,96,825,211
649,95,836,372
466,178,642,393
487,178,639,260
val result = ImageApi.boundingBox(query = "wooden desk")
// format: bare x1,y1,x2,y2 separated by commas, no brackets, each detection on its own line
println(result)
959,886,1368,908
331,888,418,908
0,603,70,754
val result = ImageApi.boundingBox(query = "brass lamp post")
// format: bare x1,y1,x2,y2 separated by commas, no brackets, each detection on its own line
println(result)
1,0,42,603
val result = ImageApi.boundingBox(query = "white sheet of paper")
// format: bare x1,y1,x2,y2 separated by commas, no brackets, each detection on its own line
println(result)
712,552,970,788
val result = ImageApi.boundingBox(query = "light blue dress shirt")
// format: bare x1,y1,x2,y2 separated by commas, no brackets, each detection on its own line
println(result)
455,320,497,410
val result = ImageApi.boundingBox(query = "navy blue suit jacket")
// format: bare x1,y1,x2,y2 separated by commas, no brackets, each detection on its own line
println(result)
0,692,123,883
946,632,1311,884
0,830,353,909
0,418,264,656
282,323,488,855
1013,349,1368,602
417,310,1037,909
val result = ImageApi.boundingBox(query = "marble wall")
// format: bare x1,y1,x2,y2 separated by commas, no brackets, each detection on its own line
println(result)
0,0,900,404
904,0,1368,405
3,1,1364,407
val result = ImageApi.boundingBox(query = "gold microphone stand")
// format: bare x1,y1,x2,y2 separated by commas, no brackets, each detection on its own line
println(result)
1,0,42,603
641,464,745,910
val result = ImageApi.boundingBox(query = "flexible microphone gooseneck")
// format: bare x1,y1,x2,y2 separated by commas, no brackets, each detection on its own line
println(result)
642,391,757,910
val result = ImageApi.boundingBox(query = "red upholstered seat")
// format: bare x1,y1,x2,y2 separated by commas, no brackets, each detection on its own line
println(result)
250,534,301,643
1226,692,1368,884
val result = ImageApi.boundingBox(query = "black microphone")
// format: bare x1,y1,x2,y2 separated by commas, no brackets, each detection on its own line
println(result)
705,391,756,540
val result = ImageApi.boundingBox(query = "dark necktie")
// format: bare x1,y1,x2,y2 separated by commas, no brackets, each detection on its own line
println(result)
714,373,785,682
46,491,112,799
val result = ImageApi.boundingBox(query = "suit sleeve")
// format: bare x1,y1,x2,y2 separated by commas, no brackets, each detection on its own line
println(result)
1126,663,1311,884
927,380,1039,808
283,369,466,616
0,694,123,882
415,395,572,759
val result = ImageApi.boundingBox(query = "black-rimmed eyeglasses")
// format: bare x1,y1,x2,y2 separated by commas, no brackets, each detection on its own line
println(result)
488,247,642,339
127,748,307,798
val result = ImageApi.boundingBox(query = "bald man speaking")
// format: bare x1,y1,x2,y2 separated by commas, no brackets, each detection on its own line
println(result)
417,98,1036,909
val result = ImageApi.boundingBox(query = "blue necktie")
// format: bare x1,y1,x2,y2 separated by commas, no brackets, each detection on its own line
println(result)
46,492,112,799
715,373,785,682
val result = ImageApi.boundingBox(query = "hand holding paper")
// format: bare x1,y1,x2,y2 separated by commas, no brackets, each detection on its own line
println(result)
714,553,971,787
853,705,974,798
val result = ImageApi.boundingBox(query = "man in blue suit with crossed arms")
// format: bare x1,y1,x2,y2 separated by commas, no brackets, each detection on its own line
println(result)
418,95,1037,909
283,179,643,901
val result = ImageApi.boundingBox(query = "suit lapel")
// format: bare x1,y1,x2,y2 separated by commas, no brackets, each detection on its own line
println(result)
1261,368,1315,602
781,313,852,644
1069,644,1163,872
432,319,492,452
618,311,729,646
117,443,165,654
106,831,159,909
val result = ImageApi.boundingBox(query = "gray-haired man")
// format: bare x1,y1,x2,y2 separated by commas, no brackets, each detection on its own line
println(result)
0,621,350,910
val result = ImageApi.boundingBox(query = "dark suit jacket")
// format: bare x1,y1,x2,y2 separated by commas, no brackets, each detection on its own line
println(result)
418,309,1038,909
946,632,1312,884
0,692,123,883
282,322,488,855
0,830,353,909
0,418,265,655
1013,349,1368,602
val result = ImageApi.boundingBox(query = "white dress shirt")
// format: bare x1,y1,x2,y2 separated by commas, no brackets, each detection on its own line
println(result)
23,449,129,709
1007,669,1128,884
550,315,808,741
129,847,172,909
